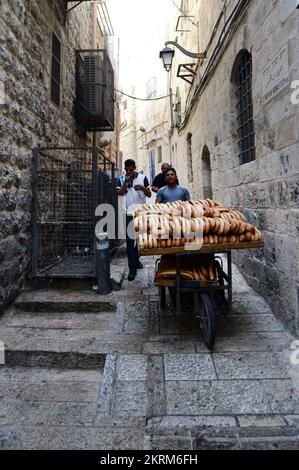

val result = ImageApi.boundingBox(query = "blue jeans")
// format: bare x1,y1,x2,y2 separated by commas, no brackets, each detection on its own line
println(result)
126,215,139,270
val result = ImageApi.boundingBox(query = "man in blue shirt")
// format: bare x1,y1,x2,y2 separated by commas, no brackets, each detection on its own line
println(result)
155,168,190,203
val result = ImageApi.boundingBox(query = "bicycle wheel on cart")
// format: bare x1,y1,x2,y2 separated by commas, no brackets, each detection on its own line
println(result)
197,292,216,349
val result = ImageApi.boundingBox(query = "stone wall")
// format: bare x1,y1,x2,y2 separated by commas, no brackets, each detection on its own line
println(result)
120,88,138,167
120,81,170,181
168,0,299,334
135,88,170,181
0,0,94,311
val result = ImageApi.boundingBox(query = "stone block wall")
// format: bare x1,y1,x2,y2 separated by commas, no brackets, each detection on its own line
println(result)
169,0,299,334
120,90,138,165
0,0,94,311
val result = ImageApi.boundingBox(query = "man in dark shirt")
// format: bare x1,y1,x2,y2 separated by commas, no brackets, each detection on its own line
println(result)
151,163,170,193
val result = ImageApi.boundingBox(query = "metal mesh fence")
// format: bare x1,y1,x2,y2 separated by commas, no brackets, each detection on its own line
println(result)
32,147,118,278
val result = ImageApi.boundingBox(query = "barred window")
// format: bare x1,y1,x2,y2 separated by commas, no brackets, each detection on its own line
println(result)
233,50,255,164
51,33,61,107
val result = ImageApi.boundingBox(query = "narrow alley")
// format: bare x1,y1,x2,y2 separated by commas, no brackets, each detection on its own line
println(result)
0,250,298,450
1,0,299,455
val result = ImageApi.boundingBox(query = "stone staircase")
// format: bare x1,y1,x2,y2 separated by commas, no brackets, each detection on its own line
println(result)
0,252,130,367
1,256,299,449
1,289,118,367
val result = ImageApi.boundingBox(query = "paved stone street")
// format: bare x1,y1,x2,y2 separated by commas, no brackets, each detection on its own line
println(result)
0,254,299,450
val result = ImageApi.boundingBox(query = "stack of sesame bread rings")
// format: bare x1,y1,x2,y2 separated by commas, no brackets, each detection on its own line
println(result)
133,199,262,251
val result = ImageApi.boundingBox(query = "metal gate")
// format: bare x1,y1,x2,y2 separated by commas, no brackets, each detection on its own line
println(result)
32,146,119,278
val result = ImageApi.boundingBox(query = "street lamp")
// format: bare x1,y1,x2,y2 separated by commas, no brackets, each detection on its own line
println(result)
159,47,175,72
159,41,206,72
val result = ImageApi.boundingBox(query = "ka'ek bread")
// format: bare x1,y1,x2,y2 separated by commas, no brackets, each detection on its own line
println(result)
156,255,194,280
156,254,217,282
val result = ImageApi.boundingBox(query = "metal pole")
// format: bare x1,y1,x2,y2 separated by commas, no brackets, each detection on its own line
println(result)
176,254,181,315
95,232,112,294
169,86,174,128
32,148,39,277
93,142,101,290
227,251,232,314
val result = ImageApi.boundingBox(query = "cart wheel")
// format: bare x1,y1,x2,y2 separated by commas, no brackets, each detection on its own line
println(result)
197,293,216,350
159,286,166,309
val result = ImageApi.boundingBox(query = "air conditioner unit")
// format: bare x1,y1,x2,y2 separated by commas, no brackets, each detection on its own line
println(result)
75,50,114,131
84,55,103,115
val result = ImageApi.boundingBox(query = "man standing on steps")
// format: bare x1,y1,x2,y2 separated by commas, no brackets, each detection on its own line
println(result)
116,159,151,281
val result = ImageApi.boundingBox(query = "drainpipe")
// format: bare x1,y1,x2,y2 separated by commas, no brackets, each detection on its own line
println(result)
92,0,97,146
116,37,121,169
96,232,112,294
116,106,121,168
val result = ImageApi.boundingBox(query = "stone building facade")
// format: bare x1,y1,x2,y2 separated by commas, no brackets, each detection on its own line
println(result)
135,76,171,182
0,0,115,311
161,0,299,334
120,78,171,182
119,87,138,169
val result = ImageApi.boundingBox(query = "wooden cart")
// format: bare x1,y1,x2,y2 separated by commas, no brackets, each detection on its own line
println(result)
139,241,264,349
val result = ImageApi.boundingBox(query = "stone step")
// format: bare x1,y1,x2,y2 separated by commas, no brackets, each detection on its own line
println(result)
0,294,150,366
0,323,145,364
2,310,116,329
14,290,117,313
0,423,144,450
13,289,148,315
145,415,299,449
4,350,106,369
30,261,127,292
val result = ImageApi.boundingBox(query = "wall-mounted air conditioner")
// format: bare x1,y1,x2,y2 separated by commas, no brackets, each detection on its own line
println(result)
75,49,114,131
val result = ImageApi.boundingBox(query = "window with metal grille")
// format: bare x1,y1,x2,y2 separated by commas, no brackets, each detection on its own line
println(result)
234,50,255,164
51,33,61,107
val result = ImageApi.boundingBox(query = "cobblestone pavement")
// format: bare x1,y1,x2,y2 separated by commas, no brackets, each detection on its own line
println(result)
0,256,299,450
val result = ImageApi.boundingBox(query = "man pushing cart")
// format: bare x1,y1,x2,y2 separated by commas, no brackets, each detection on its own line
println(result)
133,185,263,349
